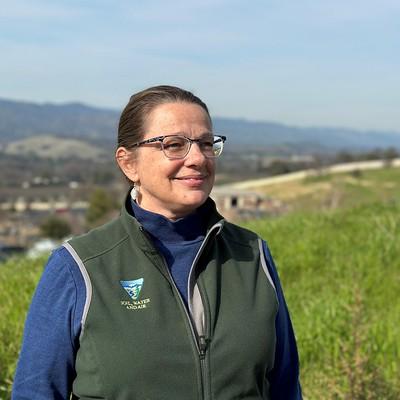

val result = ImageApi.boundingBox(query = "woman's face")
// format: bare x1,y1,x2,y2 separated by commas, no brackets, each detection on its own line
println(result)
125,102,215,220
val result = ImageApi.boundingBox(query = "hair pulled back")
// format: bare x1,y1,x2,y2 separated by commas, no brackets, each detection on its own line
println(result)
117,85,211,149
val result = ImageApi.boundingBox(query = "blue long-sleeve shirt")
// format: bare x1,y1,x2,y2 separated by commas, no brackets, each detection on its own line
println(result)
13,201,301,399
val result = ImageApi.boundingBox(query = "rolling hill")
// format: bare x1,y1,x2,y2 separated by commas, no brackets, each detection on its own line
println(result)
0,98,399,154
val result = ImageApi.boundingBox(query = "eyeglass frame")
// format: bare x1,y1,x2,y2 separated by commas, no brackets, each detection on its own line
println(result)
127,134,227,159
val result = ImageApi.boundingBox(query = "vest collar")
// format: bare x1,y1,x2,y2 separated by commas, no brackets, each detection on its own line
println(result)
119,191,224,252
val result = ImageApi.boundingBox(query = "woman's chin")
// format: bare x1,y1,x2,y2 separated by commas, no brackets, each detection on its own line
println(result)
167,192,209,218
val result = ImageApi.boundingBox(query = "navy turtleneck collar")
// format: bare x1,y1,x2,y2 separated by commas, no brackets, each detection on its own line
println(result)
130,199,211,243
129,197,216,305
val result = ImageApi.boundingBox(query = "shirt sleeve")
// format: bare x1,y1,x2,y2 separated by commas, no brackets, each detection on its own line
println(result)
12,246,86,400
262,241,302,400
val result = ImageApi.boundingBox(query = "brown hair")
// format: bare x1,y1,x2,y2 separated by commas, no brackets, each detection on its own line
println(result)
117,85,211,149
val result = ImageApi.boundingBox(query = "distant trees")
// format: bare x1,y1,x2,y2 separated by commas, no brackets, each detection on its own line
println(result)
335,147,399,164
40,216,71,240
86,188,119,228
334,151,356,163
265,160,295,176
382,147,399,166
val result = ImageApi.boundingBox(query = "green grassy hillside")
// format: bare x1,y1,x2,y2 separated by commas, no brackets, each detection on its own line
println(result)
0,256,45,399
245,200,400,399
1,200,399,399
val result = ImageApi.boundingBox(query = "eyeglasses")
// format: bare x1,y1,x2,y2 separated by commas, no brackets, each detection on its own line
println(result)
129,134,227,159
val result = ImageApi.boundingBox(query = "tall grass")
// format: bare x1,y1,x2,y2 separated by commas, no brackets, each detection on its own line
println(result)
1,201,399,399
0,256,45,399
245,200,400,399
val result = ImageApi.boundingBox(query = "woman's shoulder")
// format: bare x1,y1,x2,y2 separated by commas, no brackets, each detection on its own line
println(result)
66,215,129,260
220,220,261,247
40,246,87,299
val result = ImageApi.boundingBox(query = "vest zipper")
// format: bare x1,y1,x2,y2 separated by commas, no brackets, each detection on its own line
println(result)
199,335,211,400
139,223,223,400
185,222,223,400
163,261,210,399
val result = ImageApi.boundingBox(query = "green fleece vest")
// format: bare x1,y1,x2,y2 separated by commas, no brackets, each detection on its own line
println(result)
65,199,278,400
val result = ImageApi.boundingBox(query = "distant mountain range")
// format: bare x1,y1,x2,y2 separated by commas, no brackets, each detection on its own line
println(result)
1,98,399,155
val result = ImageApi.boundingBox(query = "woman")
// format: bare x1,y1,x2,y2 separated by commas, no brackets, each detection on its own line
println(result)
13,85,302,399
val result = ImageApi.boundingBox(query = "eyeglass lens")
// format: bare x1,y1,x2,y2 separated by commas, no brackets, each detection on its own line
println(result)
162,136,224,159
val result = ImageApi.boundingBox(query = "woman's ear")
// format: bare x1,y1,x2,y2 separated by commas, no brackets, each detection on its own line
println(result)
115,147,139,183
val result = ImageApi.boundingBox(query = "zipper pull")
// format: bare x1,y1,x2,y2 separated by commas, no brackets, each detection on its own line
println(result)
199,335,209,358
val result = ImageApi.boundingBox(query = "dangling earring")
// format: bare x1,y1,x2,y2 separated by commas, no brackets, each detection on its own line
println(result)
131,183,138,201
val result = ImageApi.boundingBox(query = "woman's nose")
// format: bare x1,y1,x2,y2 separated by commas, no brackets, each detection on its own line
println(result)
184,142,207,164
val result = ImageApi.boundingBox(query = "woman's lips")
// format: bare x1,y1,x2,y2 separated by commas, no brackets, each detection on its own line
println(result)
173,175,207,186
175,174,207,179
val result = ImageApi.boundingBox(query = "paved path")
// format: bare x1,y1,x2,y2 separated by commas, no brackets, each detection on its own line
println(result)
219,158,400,190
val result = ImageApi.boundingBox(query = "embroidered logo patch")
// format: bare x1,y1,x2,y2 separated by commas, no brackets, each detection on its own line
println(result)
120,278,144,300
120,278,151,311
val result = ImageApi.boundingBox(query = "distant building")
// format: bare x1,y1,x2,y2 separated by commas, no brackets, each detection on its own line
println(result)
211,187,286,220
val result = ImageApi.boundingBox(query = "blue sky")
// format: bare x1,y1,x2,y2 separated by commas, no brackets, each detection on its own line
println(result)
1,0,399,132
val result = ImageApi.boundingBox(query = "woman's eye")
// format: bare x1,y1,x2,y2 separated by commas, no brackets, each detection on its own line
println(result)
201,140,214,148
164,140,184,149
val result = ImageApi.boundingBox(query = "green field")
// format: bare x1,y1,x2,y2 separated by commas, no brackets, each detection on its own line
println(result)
245,201,400,399
0,255,46,399
1,170,399,398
